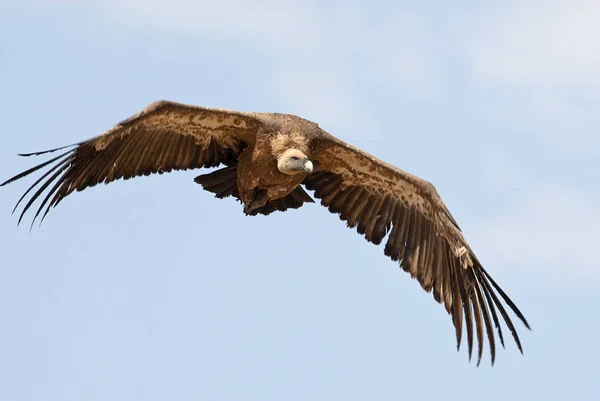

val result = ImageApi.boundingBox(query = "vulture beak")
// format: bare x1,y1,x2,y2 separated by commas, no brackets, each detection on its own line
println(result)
303,159,314,174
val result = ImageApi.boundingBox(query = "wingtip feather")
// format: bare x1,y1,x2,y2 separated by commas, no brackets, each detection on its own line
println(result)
17,143,78,158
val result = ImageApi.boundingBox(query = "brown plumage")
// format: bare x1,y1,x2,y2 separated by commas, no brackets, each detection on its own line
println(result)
1,100,530,365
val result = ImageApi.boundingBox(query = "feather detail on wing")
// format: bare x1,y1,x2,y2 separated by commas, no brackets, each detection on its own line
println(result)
305,133,530,365
0,101,261,227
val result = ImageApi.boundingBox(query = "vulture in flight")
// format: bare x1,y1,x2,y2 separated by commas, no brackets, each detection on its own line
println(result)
1,100,530,365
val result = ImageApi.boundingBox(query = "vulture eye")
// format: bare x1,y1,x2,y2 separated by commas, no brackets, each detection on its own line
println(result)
290,156,299,161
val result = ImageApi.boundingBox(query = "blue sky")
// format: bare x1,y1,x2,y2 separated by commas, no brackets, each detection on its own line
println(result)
1,1,599,400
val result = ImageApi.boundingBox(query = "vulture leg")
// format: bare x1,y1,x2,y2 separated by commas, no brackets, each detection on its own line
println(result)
244,188,269,215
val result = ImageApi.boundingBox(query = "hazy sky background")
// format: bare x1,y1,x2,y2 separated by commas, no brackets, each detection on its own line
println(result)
1,1,599,400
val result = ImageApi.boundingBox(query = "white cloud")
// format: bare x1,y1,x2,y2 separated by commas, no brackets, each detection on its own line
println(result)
471,187,600,278
463,0,600,86
34,0,600,91
269,66,371,135
35,0,351,50
261,10,437,134
34,0,440,104
521,90,600,150
453,1,600,151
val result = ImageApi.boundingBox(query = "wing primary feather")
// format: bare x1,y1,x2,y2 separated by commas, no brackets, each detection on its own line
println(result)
408,214,424,277
327,187,353,214
204,138,219,167
356,194,380,236
74,151,103,190
18,159,71,226
176,134,195,169
174,133,191,169
67,149,100,192
370,194,393,245
321,188,341,207
156,132,179,172
479,272,524,353
304,171,325,189
0,150,72,188
142,132,165,175
33,167,73,229
9,153,73,214
464,294,475,361
449,249,464,351
361,194,385,240
468,271,485,366
481,267,531,330
320,176,344,206
17,143,79,157
190,139,205,167
346,193,371,228
441,249,454,314
108,133,141,180
472,271,497,365
384,205,408,261
313,173,342,199
418,219,433,290
454,252,474,361
401,208,418,272
396,207,412,260
478,272,506,349
338,187,363,222
132,131,160,174
178,136,195,170
432,237,445,304
97,136,130,183
118,130,151,180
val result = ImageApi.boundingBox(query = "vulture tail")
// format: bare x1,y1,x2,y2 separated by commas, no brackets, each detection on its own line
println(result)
249,186,314,216
194,166,240,199
195,166,314,215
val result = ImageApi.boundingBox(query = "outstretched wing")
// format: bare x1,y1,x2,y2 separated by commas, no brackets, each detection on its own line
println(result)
305,132,530,365
1,100,262,227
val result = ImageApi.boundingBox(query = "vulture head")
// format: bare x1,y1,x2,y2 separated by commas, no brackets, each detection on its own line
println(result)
277,149,313,175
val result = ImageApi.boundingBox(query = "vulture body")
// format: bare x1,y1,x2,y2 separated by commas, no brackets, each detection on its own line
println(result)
1,100,530,365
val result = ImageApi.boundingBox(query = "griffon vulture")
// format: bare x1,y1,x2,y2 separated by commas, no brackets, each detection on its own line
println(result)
1,100,530,365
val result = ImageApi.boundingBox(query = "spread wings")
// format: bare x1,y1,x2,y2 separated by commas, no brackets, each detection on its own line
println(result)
305,133,530,365
0,101,261,227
